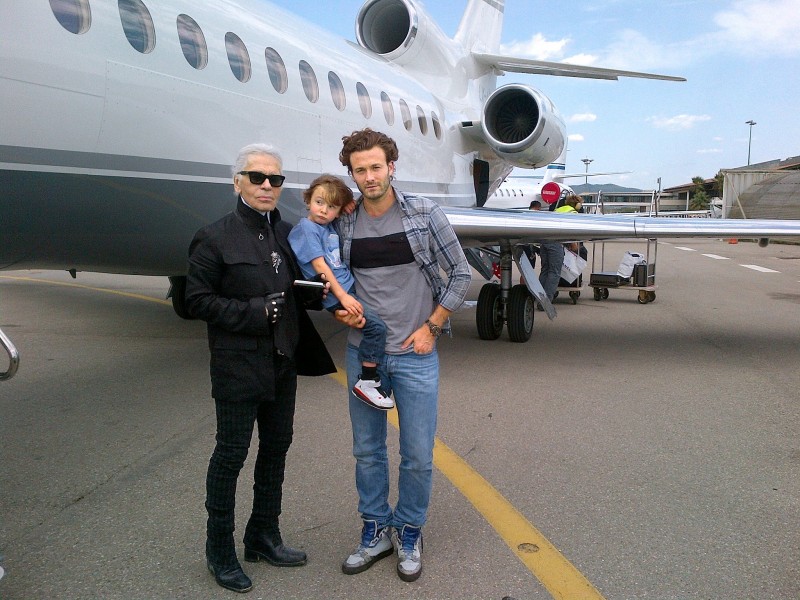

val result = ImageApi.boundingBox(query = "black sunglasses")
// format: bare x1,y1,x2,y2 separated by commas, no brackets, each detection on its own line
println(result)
238,171,286,187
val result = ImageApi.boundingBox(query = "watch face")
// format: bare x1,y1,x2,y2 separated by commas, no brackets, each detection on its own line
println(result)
426,320,442,337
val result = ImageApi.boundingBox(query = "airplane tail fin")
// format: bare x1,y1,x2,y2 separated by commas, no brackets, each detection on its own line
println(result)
455,0,504,54
543,144,568,183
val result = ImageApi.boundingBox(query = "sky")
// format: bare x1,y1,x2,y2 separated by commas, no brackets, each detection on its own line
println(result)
266,0,799,191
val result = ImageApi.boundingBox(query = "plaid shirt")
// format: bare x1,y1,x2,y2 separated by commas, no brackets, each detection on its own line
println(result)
336,188,471,321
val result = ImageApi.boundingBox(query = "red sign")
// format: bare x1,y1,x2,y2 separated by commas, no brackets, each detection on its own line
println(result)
540,182,561,204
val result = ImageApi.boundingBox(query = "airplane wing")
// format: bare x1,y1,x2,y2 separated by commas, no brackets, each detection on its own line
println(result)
447,206,800,338
472,53,686,82
443,206,800,247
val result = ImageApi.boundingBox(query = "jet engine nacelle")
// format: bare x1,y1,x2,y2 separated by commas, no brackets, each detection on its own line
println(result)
356,0,459,78
481,84,567,169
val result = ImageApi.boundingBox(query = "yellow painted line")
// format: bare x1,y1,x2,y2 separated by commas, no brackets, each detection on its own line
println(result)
330,367,604,599
0,275,171,306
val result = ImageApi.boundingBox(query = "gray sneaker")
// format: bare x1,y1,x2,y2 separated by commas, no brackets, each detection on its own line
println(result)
394,524,423,582
341,520,394,575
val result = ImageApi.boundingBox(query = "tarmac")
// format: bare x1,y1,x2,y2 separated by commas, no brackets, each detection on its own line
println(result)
1,238,799,600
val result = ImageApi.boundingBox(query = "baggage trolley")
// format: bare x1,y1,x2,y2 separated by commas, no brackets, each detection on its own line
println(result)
589,239,658,304
556,275,583,304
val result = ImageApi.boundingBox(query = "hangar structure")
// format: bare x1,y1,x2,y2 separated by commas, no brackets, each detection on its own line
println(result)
723,156,800,222
665,156,800,225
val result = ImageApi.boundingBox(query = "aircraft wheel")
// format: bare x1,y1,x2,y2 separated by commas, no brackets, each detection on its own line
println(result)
476,283,503,340
507,284,534,343
168,275,193,319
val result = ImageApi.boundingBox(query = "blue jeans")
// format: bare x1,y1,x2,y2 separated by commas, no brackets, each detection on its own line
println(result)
346,345,439,528
328,301,386,366
538,242,565,301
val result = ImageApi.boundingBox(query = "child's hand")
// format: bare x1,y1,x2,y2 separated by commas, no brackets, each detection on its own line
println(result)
341,294,363,316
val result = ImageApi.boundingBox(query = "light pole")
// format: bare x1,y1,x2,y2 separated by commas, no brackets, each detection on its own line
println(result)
746,120,756,165
581,157,593,185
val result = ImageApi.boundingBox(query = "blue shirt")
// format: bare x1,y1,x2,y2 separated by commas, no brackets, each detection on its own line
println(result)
288,218,355,309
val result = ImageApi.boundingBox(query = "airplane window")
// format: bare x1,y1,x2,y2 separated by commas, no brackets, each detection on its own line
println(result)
177,14,207,70
49,0,91,34
118,0,155,54
328,72,346,111
431,111,442,140
416,106,428,135
265,48,288,94
299,61,319,103
381,92,394,126
399,99,412,132
356,83,372,119
225,32,251,82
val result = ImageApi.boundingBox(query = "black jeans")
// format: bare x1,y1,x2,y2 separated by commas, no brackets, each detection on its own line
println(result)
205,355,297,565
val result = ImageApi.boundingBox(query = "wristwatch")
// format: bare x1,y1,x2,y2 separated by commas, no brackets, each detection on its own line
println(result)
425,319,443,338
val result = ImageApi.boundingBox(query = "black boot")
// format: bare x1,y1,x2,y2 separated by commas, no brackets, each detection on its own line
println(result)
206,538,252,593
243,530,307,567
207,560,253,593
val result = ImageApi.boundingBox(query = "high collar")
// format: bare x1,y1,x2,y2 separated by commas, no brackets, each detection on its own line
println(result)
236,196,279,229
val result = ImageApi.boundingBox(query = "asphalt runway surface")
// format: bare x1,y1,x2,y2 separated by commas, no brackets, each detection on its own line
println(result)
1,238,799,600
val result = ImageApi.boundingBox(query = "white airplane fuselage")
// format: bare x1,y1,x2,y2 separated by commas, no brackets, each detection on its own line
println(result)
1,0,512,274
486,177,575,209
4,0,800,345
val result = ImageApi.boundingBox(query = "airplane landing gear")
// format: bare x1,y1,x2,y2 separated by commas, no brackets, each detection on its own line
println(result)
507,284,534,343
474,244,535,343
476,283,503,340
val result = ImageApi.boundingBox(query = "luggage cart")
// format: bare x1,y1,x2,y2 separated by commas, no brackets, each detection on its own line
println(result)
556,275,583,304
589,239,658,304
555,243,587,304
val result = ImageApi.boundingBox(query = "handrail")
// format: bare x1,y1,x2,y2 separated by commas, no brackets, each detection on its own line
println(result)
0,326,20,381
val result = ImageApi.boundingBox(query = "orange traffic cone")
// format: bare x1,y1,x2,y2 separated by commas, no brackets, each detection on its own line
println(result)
728,238,738,244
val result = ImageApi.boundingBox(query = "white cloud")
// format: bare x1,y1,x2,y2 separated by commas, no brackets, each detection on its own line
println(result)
561,53,598,66
570,113,597,123
568,134,585,142
712,0,800,57
497,1,800,77
499,28,690,73
500,34,570,61
600,29,689,71
647,114,712,130
697,148,724,154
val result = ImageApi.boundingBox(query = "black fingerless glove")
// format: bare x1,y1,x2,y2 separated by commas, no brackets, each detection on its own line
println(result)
265,292,286,324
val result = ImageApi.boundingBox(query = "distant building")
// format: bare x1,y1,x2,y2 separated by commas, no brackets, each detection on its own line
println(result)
665,156,800,220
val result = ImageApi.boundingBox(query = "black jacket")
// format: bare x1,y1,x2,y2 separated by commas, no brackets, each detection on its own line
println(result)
185,199,335,402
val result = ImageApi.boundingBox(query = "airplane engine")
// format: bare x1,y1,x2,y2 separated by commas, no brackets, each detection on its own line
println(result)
355,0,459,76
481,84,566,169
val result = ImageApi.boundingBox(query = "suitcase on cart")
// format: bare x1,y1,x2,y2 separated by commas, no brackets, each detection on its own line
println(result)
589,272,628,287
560,244,587,288
557,244,587,304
